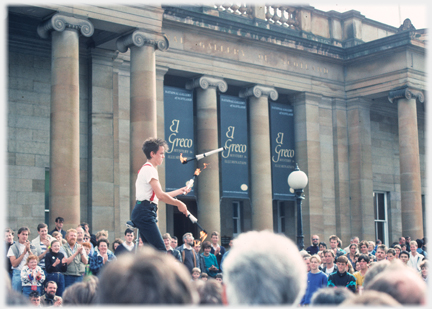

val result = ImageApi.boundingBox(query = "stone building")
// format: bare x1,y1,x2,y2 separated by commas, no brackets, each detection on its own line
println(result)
6,4,426,248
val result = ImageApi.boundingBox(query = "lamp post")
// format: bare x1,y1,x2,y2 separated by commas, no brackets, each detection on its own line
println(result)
288,163,308,251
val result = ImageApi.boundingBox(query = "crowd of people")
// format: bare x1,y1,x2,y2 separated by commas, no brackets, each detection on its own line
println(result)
4,218,429,306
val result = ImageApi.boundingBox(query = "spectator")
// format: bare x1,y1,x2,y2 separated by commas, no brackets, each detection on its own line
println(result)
28,291,41,307
94,246,198,304
321,249,336,275
44,239,67,296
394,244,402,259
345,243,358,269
328,235,345,259
193,279,223,304
359,240,375,261
115,228,136,256
364,261,427,305
51,231,66,245
375,244,387,262
220,238,233,271
419,260,428,283
5,228,15,280
62,276,99,305
399,236,406,247
318,242,327,251
386,248,396,262
112,238,123,253
343,236,360,253
178,232,197,274
368,241,376,256
341,290,401,306
300,255,328,306
398,250,410,266
89,238,116,276
8,226,37,292
50,217,66,238
40,281,63,306
310,286,354,305
303,254,311,272
327,255,356,293
193,239,206,274
61,228,87,288
32,223,54,276
80,222,97,248
201,240,219,278
83,232,94,255
200,272,208,281
162,233,181,262
210,231,226,268
20,254,45,297
222,230,306,305
407,240,424,272
215,273,223,284
405,236,412,249
171,236,178,249
81,242,92,276
353,254,370,293
192,267,201,281
306,235,320,255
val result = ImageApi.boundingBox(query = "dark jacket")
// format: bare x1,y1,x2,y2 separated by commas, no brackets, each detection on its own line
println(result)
45,251,67,273
50,228,66,238
114,243,135,256
167,248,182,262
327,270,356,293
306,245,319,255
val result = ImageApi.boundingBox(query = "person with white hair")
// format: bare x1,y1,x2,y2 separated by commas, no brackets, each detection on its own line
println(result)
222,230,306,305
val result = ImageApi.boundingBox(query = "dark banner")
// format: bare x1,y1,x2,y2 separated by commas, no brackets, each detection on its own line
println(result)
164,86,196,195
270,102,296,200
219,95,249,199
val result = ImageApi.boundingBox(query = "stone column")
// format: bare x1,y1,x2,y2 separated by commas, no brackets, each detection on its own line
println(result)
291,93,324,239
389,87,425,239
186,76,227,236
240,85,278,231
156,66,169,234
116,30,169,211
37,14,94,230
347,98,374,241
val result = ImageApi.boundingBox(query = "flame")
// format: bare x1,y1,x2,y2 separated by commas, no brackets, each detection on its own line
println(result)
194,168,201,176
203,163,209,169
200,230,208,242
180,153,187,163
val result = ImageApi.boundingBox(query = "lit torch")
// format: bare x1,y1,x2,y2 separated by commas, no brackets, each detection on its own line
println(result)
187,211,208,242
183,163,208,194
180,147,226,164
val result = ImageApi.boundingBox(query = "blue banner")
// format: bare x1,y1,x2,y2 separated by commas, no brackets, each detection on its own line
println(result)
270,102,296,200
164,86,196,195
219,95,249,199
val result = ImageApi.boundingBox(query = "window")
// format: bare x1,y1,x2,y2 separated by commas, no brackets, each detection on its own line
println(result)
233,201,242,237
273,201,285,234
373,192,389,246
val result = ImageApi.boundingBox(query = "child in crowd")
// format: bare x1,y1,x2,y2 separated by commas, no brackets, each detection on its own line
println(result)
201,241,220,278
192,267,201,281
215,273,223,284
386,248,396,262
44,240,67,296
21,254,45,297
201,273,208,281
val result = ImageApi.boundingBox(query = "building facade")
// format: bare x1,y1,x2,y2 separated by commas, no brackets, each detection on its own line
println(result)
6,4,427,247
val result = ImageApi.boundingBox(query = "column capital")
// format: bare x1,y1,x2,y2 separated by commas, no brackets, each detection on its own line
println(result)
185,75,228,92
116,30,169,53
37,13,94,39
239,85,278,101
388,87,425,104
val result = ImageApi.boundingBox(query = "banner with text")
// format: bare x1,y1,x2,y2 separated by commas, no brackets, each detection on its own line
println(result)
270,102,296,200
219,95,249,199
164,86,196,196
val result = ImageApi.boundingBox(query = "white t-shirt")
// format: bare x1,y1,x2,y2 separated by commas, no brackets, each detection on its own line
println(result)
123,242,135,251
135,162,159,203
7,242,29,270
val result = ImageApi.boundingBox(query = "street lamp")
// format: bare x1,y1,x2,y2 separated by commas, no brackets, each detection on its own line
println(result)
288,163,308,251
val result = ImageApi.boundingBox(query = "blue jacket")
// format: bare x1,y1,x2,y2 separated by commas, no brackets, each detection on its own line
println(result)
89,251,116,276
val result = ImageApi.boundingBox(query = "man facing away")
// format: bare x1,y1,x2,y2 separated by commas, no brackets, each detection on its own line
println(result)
222,230,306,305
115,228,136,256
327,255,356,293
306,235,320,255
